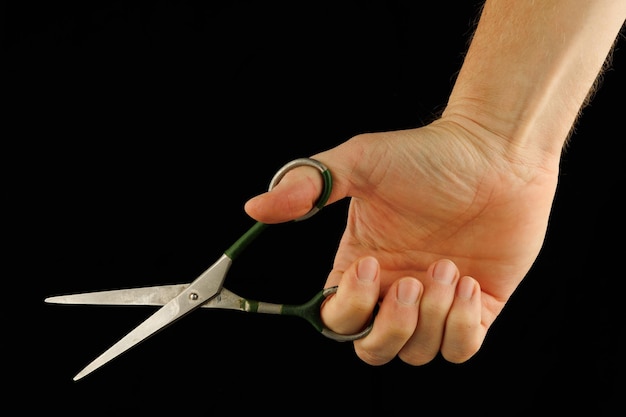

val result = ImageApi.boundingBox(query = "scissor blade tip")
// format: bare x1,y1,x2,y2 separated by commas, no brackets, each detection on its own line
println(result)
45,295,66,303
44,295,82,304
73,369,90,381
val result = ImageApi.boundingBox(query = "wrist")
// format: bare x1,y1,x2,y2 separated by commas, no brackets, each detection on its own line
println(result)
430,112,562,173
440,100,567,160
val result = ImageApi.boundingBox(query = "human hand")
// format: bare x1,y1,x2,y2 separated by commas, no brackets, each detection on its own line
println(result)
244,119,560,365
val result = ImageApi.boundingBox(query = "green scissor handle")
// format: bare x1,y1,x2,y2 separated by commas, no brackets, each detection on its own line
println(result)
245,286,374,342
220,158,374,342
224,158,332,260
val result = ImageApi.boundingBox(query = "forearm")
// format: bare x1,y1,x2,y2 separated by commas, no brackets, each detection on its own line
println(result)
442,0,626,156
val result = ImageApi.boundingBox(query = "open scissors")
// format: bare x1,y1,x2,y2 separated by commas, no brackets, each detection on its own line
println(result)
45,158,374,381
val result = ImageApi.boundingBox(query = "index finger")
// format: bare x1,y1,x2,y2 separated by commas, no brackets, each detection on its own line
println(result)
321,256,381,336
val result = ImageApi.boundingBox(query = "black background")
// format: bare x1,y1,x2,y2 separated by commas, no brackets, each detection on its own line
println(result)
7,1,625,415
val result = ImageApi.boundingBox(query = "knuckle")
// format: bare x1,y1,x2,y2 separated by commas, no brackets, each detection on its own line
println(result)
441,346,477,364
420,296,453,319
441,336,482,363
355,345,394,366
398,346,439,366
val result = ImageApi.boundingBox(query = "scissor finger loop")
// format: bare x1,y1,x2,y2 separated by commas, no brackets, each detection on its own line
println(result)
318,286,375,342
268,157,332,222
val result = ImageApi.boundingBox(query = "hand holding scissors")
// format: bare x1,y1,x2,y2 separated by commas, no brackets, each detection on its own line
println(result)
45,158,374,381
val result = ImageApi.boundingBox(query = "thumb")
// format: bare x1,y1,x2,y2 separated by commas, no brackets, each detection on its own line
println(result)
244,138,361,223
243,158,332,224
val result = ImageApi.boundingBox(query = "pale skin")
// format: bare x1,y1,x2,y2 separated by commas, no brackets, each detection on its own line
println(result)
245,0,626,366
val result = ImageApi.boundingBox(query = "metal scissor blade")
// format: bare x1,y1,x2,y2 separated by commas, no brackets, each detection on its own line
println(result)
45,285,248,311
72,294,186,381
72,254,233,381
44,284,190,306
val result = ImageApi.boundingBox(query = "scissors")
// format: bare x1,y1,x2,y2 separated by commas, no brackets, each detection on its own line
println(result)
45,158,374,381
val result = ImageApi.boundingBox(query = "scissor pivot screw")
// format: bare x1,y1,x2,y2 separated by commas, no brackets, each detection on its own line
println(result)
189,292,199,301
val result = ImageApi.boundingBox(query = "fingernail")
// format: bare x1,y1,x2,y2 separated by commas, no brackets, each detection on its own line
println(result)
397,278,420,305
457,276,475,300
433,260,456,284
357,257,378,283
